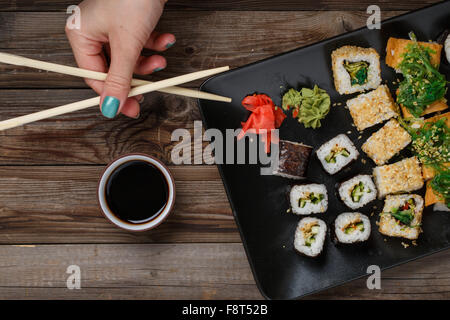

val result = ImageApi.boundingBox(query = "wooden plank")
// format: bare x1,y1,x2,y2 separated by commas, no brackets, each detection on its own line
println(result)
0,166,237,244
0,11,403,88
0,0,440,11
0,243,449,299
0,243,261,300
0,89,204,165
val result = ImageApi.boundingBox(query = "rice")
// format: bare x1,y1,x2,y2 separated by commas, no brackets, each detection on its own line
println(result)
334,212,371,244
338,175,377,209
362,119,412,165
346,85,399,131
316,134,359,175
331,45,381,95
378,194,423,240
290,184,328,215
373,157,423,199
294,217,327,257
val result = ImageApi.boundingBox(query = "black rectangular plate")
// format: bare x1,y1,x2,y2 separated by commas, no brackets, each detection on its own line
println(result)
198,2,450,300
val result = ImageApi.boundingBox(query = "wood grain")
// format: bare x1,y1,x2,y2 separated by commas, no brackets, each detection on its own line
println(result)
0,89,204,165
0,243,448,300
0,11,403,88
0,0,440,11
0,166,236,244
0,4,448,301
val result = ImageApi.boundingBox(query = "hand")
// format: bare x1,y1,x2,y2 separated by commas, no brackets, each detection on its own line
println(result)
66,0,175,119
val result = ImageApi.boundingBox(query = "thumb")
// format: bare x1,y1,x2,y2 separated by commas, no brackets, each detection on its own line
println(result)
100,36,143,119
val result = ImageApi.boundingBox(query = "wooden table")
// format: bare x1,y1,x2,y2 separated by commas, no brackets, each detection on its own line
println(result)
0,0,448,300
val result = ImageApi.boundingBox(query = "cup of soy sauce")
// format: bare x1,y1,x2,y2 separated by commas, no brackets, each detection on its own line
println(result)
98,154,175,231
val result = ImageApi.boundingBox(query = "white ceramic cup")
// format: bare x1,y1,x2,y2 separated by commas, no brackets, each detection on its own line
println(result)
97,153,176,232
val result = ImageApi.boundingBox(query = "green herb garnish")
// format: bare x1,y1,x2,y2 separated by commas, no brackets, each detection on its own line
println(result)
396,32,448,117
344,61,369,85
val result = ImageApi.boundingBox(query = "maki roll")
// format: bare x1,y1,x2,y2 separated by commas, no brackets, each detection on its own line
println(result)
362,119,411,165
373,157,423,199
338,175,377,209
316,134,359,175
331,46,381,95
290,184,328,215
273,140,313,179
294,217,327,257
378,194,424,240
346,85,399,131
334,212,371,244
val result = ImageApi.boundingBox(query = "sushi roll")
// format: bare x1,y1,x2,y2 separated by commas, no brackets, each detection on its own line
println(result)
316,134,359,175
290,184,328,215
362,119,411,165
334,212,371,244
346,85,399,131
378,194,424,240
338,175,377,209
373,157,423,199
294,217,327,257
331,45,381,95
273,140,313,179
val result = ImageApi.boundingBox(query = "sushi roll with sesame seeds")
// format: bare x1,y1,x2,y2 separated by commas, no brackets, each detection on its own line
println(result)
334,212,371,244
290,184,328,215
373,157,423,199
338,175,377,209
346,85,399,131
331,45,381,95
294,217,327,257
316,134,359,175
362,119,411,165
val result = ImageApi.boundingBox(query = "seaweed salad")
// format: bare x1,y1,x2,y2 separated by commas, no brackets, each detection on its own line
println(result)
397,32,448,117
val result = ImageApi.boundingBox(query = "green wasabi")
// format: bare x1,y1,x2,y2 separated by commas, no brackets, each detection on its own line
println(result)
282,85,331,129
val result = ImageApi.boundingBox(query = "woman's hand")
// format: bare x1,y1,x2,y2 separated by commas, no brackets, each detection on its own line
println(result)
66,0,175,119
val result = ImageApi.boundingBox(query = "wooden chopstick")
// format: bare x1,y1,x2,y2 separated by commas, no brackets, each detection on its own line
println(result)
0,52,232,103
0,66,230,131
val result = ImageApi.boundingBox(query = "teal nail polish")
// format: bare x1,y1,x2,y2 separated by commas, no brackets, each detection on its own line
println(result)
166,42,175,49
101,96,120,119
153,67,165,72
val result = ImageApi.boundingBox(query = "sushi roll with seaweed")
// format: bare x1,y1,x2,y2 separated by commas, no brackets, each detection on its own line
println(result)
334,212,371,244
294,217,327,257
290,184,328,215
338,175,377,209
316,134,359,175
273,140,313,179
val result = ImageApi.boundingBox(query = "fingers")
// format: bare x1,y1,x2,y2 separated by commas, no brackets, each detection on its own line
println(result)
65,29,108,95
144,31,176,51
121,98,141,119
100,33,143,119
135,55,167,75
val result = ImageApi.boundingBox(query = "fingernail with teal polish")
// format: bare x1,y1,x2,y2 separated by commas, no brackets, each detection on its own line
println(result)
101,96,120,119
153,67,165,73
166,42,175,49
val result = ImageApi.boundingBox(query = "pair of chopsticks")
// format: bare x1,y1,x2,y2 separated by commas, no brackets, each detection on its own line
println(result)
0,52,231,131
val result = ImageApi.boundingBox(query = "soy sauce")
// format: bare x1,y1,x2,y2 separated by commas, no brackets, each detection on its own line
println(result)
105,160,169,224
